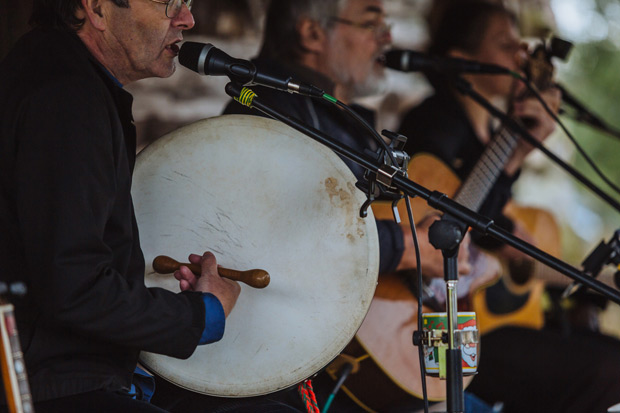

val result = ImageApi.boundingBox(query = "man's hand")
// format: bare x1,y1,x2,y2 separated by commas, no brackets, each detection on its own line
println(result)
396,215,472,278
505,87,562,176
174,252,241,317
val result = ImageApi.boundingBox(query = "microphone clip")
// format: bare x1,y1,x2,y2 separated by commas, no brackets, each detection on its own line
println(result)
357,130,409,220
582,229,620,278
564,229,620,298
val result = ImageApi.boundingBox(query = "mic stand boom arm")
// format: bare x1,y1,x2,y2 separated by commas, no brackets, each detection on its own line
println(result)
453,76,620,214
224,82,620,305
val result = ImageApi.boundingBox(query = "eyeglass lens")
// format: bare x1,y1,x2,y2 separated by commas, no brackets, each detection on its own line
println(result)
166,0,192,18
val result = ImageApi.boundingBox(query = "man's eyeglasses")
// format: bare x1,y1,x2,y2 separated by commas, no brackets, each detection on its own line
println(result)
330,17,392,38
148,0,193,19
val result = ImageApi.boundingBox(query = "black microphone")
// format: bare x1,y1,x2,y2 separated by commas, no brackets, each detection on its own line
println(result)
384,49,511,75
178,42,325,97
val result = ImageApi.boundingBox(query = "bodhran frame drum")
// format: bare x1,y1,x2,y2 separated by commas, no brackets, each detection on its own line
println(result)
132,115,379,397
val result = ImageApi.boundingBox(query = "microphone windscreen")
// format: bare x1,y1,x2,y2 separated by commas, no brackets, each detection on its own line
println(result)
383,49,407,71
179,42,212,73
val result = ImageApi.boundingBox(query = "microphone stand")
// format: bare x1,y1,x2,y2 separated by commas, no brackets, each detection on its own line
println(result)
427,216,467,412
224,82,620,413
452,76,620,214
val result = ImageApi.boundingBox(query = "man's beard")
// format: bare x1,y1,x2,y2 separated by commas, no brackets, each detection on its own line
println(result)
328,60,389,99
351,67,388,98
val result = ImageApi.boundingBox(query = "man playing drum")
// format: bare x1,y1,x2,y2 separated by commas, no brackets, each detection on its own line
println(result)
0,0,240,411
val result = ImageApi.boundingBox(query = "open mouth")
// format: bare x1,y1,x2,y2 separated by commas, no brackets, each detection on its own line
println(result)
166,42,180,55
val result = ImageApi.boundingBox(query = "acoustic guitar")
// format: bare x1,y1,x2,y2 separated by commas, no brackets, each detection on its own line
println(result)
387,154,564,335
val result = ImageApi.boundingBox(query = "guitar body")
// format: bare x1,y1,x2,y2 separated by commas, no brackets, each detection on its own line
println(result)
371,153,461,225
504,203,562,258
325,273,438,413
473,196,564,335
373,153,545,332
374,153,560,335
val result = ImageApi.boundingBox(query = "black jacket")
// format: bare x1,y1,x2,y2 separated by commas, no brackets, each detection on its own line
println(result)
0,28,206,401
222,58,404,274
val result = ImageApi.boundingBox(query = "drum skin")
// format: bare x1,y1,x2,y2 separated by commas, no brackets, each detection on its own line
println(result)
132,115,379,397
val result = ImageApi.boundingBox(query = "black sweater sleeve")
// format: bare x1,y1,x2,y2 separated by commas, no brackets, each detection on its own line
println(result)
13,71,205,359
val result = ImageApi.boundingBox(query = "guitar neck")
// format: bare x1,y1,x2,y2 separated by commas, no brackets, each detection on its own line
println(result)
454,40,557,214
0,301,33,413
454,127,519,211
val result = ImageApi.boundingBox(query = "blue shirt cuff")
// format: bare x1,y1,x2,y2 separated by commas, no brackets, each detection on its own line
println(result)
199,293,226,344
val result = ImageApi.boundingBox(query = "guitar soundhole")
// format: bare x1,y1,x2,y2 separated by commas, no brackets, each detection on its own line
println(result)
508,258,535,285
485,279,530,314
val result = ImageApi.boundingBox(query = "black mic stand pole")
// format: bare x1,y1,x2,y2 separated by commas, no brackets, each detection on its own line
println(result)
427,217,468,412
452,76,620,214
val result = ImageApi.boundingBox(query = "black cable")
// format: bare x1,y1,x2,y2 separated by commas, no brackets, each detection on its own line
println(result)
328,93,430,412
403,195,430,413
321,92,430,411
323,94,400,168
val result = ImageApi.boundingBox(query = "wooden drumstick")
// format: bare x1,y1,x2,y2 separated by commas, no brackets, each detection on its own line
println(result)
152,255,270,289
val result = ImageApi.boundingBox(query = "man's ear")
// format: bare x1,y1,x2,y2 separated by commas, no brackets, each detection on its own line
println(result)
297,18,327,54
80,0,107,31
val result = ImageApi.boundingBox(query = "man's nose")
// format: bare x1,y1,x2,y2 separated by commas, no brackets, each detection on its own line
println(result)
377,24,392,46
172,3,195,30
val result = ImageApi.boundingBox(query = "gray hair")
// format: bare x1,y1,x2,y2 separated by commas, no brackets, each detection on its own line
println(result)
302,0,348,29
258,0,348,63
31,0,130,31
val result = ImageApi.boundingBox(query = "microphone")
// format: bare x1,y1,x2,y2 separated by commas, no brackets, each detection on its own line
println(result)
384,49,511,75
178,42,325,97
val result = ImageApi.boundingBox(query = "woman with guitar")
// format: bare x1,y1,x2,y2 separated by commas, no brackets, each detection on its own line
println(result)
398,1,620,412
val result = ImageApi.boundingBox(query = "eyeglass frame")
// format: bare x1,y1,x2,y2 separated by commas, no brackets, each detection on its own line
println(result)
148,0,193,19
329,16,392,38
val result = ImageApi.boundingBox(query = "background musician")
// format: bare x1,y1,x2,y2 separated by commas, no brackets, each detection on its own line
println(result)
0,0,240,411
398,1,620,412
222,0,472,283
